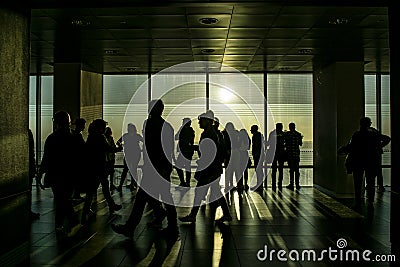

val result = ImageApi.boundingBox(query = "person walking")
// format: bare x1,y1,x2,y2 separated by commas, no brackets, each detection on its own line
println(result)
175,118,195,187
111,99,179,240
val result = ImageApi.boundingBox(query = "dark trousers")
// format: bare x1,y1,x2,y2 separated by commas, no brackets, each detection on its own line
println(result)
271,157,285,187
353,167,378,205
83,175,115,213
189,176,230,218
52,183,79,229
120,158,138,188
175,153,192,185
253,154,264,189
376,155,384,188
287,157,300,186
126,186,178,231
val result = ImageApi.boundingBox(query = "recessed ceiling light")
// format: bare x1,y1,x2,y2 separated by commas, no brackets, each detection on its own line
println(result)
199,17,219,25
298,49,313,54
328,17,349,25
201,48,215,54
71,18,90,26
125,67,137,72
104,49,119,55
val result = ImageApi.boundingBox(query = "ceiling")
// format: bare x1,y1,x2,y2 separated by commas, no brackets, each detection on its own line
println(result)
29,2,390,74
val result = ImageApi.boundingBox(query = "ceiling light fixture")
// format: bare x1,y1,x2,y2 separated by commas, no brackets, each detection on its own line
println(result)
328,17,349,25
125,67,137,72
201,48,215,54
199,17,219,25
71,18,90,26
298,49,313,54
104,49,119,55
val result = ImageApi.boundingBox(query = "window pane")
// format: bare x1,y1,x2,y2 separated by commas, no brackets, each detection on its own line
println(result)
40,76,53,161
103,75,148,165
364,74,377,128
381,75,391,186
267,73,313,186
29,76,36,144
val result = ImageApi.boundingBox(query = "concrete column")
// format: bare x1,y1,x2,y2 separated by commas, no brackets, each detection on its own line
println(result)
54,63,103,135
0,7,30,266
313,62,364,198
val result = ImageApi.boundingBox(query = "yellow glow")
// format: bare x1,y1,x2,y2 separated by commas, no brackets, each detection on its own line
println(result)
219,88,234,102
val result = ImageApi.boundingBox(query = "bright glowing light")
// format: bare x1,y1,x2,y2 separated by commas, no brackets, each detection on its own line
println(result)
219,88,234,102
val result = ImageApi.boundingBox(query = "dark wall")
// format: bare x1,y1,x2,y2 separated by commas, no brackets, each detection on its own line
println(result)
0,7,31,266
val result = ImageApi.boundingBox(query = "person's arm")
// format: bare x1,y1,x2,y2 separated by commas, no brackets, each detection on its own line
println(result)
380,134,391,148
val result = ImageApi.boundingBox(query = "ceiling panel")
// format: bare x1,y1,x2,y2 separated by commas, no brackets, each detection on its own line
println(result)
29,4,390,74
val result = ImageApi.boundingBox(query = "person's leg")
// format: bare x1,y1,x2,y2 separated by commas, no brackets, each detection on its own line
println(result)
180,180,209,222
118,159,128,191
175,154,186,186
271,158,278,189
294,158,300,188
287,158,294,189
100,176,121,213
210,179,231,221
51,185,64,230
365,167,378,207
277,159,284,189
184,156,192,186
376,155,385,192
352,169,364,209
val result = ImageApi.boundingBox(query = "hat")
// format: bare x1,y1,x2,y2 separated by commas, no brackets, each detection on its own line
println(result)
198,110,214,121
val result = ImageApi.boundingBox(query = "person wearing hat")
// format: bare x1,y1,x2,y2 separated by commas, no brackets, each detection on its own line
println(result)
38,111,81,236
174,117,195,187
179,110,232,223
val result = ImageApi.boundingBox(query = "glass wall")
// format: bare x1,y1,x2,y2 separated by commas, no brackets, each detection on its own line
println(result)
40,76,54,160
266,73,313,186
364,74,377,128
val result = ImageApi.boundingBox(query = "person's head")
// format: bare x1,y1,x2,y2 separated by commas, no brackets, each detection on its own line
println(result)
72,118,86,132
276,123,283,131
289,122,296,131
250,125,258,134
182,118,191,127
127,123,137,134
148,99,164,117
53,111,71,130
360,117,372,128
105,127,112,136
225,122,235,132
198,110,214,129
90,119,107,135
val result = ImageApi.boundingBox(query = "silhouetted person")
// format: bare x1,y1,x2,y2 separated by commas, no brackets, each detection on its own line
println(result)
341,117,390,211
175,118,195,187
82,119,122,223
250,125,265,192
29,129,41,220
71,118,86,200
105,127,118,191
285,122,303,190
222,122,240,198
266,123,286,190
117,123,143,192
179,110,232,223
238,128,251,192
111,99,179,240
38,111,81,236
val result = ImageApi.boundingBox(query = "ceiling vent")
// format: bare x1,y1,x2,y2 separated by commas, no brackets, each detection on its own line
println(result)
328,17,349,25
201,48,215,54
104,49,119,55
199,17,219,25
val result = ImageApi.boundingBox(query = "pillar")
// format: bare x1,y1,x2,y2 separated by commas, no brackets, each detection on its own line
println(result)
54,63,103,134
313,62,364,198
0,7,30,266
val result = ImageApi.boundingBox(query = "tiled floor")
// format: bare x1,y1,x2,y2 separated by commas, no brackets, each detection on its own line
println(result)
30,178,397,266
